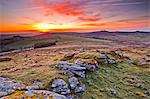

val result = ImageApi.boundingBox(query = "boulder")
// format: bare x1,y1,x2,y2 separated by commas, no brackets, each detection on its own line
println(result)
51,79,70,95
75,59,99,72
56,61,86,78
69,77,79,89
74,84,86,93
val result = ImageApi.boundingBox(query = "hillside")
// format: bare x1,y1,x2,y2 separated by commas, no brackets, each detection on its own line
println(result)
0,32,150,98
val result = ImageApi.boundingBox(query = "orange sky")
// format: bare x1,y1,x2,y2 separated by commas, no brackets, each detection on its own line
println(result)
0,0,149,32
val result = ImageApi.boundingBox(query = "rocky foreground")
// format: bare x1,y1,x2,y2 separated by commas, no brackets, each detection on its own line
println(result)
0,47,150,99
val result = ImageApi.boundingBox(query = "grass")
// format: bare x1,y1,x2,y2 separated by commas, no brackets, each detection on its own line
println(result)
80,62,150,99
4,34,111,50
0,38,149,99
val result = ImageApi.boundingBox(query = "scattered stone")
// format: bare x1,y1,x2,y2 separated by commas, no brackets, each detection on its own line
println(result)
74,84,86,93
51,79,70,95
96,54,107,60
67,95,78,99
32,81,44,86
69,77,79,89
134,59,150,67
79,48,85,52
105,59,116,64
0,57,12,62
75,59,99,72
107,88,117,96
145,91,150,96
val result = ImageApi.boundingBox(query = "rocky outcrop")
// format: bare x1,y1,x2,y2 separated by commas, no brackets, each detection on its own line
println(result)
56,61,86,78
0,77,67,99
51,77,85,97
75,59,99,72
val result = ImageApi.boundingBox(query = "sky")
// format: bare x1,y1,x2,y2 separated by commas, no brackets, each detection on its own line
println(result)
0,0,149,32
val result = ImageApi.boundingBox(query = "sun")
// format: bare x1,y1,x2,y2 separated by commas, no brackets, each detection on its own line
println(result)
33,23,57,32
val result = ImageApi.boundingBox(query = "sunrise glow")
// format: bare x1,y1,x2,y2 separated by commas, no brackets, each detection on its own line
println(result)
0,0,149,32
33,23,56,32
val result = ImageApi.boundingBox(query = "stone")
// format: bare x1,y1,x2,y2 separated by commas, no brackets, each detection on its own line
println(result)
56,61,86,78
96,54,107,59
67,95,78,99
145,91,150,96
75,59,99,72
64,53,75,59
69,77,79,89
134,59,150,66
108,88,117,96
26,85,39,90
70,70,85,78
110,90,117,96
0,77,24,97
33,81,44,86
25,90,34,97
105,59,116,64
51,79,70,95
26,90,67,99
79,48,85,52
74,84,86,93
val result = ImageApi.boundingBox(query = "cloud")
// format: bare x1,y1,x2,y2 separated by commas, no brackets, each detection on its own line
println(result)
79,17,100,22
32,0,84,16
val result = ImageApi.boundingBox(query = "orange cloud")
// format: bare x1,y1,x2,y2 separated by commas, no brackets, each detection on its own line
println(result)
79,17,100,22
32,0,84,16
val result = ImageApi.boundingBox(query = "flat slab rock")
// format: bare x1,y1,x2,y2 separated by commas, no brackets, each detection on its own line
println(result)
0,77,24,97
3,90,67,99
25,90,67,99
